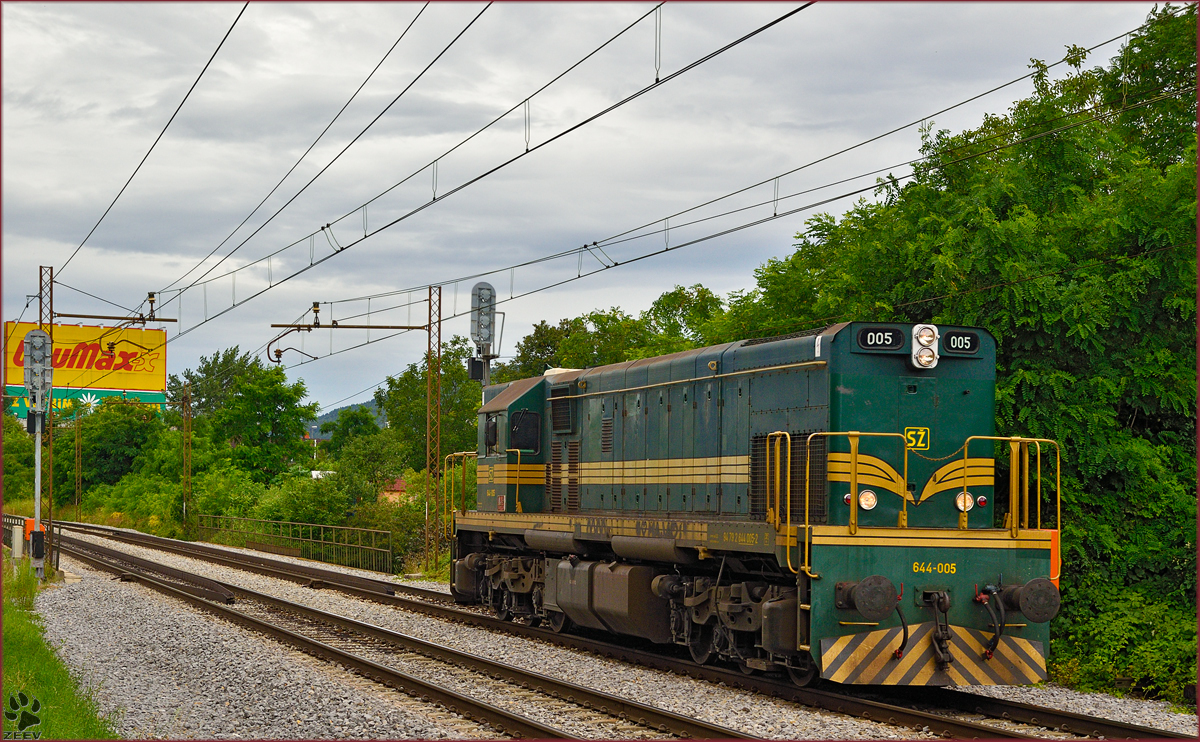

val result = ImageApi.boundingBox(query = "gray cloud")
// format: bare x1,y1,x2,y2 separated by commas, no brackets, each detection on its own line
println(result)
3,1,1156,409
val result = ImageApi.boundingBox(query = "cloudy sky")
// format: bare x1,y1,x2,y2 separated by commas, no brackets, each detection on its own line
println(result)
2,1,1159,411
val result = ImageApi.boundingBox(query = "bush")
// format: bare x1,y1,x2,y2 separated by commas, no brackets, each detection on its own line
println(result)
1051,593,1197,704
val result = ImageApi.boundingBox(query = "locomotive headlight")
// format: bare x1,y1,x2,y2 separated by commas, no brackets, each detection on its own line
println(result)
858,489,878,510
911,324,940,369
955,491,975,512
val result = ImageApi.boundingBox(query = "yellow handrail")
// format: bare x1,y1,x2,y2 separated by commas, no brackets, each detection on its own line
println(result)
962,436,1060,539
505,449,524,513
442,451,476,520
765,431,792,530
796,431,909,577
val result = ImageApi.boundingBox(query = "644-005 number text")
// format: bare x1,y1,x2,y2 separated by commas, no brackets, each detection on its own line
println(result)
913,562,956,574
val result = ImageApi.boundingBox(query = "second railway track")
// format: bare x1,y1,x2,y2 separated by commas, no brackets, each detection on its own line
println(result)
57,534,750,740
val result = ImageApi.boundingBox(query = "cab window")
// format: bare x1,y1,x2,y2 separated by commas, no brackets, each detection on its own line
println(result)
510,409,541,454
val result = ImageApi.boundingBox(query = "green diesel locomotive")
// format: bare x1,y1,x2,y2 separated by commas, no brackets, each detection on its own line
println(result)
451,321,1062,686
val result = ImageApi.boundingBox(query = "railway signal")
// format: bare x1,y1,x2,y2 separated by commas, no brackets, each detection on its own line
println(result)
468,281,503,386
23,328,52,579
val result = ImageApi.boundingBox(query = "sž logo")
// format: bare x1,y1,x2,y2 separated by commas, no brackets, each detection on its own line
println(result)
3,692,41,739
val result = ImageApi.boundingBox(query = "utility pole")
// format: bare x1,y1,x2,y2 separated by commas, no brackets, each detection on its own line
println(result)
425,286,442,572
75,409,82,517
182,382,192,531
39,266,54,575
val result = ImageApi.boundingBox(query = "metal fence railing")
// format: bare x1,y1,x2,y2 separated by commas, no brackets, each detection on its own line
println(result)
197,515,394,573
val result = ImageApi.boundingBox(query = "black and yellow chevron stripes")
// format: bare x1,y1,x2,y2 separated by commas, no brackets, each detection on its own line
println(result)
819,621,1046,685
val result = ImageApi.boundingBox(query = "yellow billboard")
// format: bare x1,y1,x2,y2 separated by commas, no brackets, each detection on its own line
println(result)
4,322,167,392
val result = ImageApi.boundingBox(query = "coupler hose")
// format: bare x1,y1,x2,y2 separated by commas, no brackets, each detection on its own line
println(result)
982,590,1005,659
893,604,909,659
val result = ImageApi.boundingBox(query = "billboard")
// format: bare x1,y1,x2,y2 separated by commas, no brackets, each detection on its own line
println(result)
3,322,167,418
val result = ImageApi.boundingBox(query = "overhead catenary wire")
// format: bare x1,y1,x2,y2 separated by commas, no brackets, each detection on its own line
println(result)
321,79,1192,323
153,1,665,303
157,2,492,310
314,239,1191,412
67,8,1174,325
156,2,431,296
60,71,1190,402
148,2,814,344
52,12,1184,399
326,17,1165,309
57,2,249,279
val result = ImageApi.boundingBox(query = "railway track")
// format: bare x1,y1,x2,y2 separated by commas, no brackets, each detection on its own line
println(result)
57,535,749,740
57,521,1193,740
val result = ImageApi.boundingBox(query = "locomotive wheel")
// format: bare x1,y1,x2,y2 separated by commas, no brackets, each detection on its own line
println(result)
523,615,542,628
493,589,511,622
547,610,571,633
738,661,757,675
688,622,716,665
787,662,819,687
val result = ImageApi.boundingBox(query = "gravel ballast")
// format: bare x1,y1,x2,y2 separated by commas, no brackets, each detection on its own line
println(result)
54,532,1199,738
37,556,495,740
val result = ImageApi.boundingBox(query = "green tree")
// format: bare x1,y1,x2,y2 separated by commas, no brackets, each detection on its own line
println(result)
213,365,320,483
72,398,166,492
557,308,652,368
166,346,261,417
705,4,1196,701
374,336,480,472
336,431,408,506
635,284,724,357
2,414,35,502
320,405,379,457
492,319,572,383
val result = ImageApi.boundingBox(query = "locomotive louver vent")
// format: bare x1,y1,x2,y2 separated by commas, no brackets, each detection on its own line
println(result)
547,443,564,512
567,441,581,511
550,386,571,431
601,418,614,453
749,431,827,524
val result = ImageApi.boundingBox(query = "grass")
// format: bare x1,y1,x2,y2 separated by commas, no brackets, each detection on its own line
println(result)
2,548,120,740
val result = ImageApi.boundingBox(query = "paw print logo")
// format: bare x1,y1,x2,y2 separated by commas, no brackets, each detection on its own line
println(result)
4,692,41,731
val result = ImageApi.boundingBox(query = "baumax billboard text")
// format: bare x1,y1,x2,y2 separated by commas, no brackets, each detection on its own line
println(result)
4,322,167,393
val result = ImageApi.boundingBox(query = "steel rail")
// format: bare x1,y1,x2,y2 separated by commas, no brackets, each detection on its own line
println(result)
58,522,1191,740
55,523,1032,740
214,580,751,740
56,521,450,603
56,541,571,740
56,533,235,604
889,687,1195,740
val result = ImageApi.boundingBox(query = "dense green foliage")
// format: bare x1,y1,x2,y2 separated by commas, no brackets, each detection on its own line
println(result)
493,285,723,382
214,365,320,482
319,404,379,456
166,346,260,416
374,336,481,471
